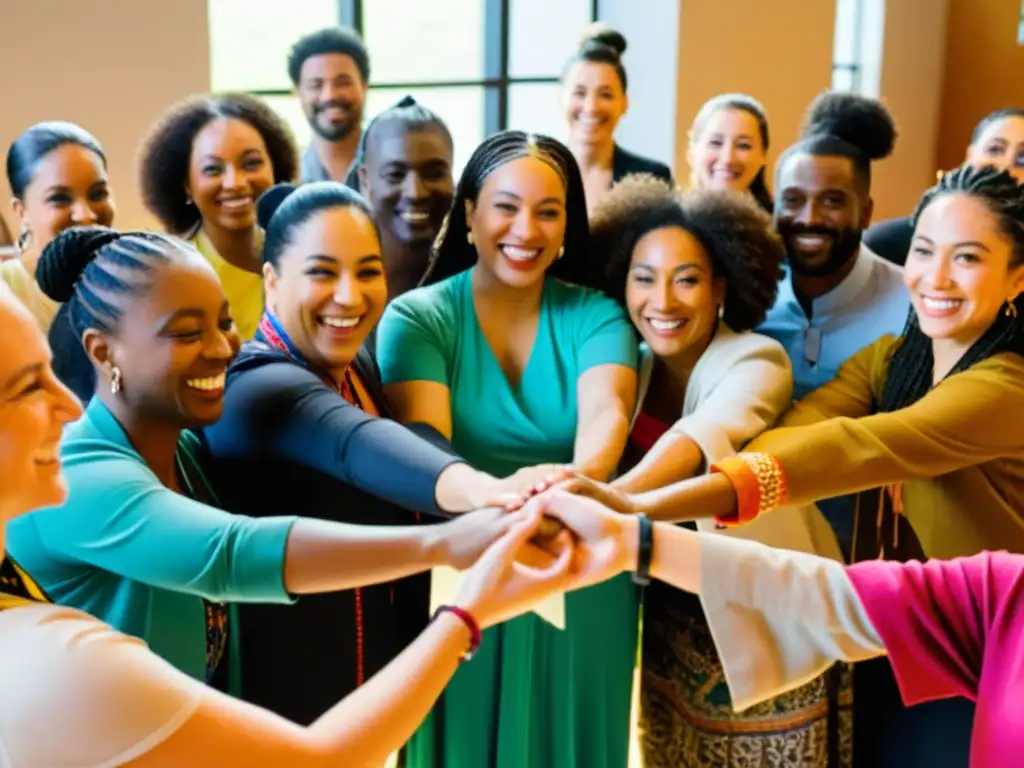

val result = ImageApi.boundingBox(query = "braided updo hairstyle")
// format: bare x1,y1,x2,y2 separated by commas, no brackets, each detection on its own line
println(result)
878,165,1024,413
422,130,592,288
37,226,196,400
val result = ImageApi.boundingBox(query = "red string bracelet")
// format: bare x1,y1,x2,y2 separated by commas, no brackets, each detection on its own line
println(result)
433,605,481,661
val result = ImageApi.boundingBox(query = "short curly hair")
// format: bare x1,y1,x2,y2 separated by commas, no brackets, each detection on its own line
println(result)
138,93,299,235
590,174,784,332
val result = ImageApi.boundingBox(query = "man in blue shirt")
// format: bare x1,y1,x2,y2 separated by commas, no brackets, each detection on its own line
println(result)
758,92,911,554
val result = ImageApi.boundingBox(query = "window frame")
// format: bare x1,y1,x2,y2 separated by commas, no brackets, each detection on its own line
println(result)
243,0,600,135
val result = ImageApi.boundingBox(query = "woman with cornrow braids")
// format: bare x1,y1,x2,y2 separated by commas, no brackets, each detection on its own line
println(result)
538,164,1024,767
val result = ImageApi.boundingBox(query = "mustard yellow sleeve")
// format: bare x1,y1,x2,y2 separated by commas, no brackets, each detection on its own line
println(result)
747,352,1024,508
773,337,891,430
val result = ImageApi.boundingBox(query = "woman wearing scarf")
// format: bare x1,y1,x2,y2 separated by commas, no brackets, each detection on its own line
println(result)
201,182,558,726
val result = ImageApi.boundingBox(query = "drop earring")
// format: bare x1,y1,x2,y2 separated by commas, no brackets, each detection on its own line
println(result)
1006,300,1018,319
16,224,30,252
717,304,725,319
556,245,565,259
110,366,123,395
467,231,475,245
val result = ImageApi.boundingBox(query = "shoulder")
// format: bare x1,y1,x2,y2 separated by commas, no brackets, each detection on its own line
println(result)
957,351,1024,389
863,247,907,289
548,278,626,318
614,145,673,181
704,327,791,371
0,604,202,766
384,274,463,328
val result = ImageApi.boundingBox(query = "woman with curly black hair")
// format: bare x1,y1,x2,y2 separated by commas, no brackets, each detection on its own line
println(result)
138,93,298,339
588,175,844,766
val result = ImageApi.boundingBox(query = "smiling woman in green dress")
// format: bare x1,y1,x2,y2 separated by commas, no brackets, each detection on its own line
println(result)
376,130,639,768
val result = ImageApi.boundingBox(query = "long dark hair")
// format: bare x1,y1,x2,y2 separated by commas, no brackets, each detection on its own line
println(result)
421,130,594,288
879,165,1024,413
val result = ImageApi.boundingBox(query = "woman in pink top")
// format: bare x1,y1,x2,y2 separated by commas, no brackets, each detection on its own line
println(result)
535,489,1023,768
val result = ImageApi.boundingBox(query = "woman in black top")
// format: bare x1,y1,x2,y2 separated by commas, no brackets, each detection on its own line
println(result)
561,23,673,214
866,107,1024,266
201,182,558,724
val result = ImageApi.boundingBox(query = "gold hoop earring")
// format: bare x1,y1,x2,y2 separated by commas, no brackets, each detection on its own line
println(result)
1006,300,1018,319
556,245,565,260
467,231,475,245
110,366,123,395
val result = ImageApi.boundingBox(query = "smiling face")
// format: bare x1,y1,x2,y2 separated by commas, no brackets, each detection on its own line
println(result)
625,226,724,362
905,193,1024,348
88,251,240,429
360,121,454,248
466,156,567,290
0,296,83,522
12,143,116,254
689,107,766,193
297,53,367,142
562,60,628,147
186,118,275,234
774,152,870,277
966,114,1024,185
264,205,386,378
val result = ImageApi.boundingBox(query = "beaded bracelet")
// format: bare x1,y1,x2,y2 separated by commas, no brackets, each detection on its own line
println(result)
434,605,482,661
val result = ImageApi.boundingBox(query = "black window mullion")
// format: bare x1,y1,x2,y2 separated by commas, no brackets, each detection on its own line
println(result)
483,0,507,134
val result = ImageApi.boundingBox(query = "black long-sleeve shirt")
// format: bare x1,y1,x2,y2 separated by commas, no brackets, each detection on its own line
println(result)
201,341,462,724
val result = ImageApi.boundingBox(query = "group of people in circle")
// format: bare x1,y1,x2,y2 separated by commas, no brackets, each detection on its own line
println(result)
1,19,1024,768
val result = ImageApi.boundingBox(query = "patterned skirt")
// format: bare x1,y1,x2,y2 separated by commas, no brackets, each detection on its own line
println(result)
639,585,853,768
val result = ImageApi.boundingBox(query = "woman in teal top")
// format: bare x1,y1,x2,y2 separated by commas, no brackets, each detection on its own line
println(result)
6,225,544,695
377,131,639,768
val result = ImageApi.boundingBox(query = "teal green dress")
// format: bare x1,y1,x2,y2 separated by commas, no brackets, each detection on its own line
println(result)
376,269,640,768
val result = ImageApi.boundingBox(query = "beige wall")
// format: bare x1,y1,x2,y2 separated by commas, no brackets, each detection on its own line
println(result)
872,0,951,220
673,0,837,189
0,0,210,232
936,0,1024,170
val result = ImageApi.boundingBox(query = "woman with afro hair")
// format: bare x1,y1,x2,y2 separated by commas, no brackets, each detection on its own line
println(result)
590,176,851,766
138,93,298,339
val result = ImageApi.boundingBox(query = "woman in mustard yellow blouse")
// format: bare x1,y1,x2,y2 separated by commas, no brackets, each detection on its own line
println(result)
138,94,298,339
541,164,1024,768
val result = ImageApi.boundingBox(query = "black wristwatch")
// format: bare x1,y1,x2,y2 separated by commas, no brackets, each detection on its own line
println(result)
632,513,653,586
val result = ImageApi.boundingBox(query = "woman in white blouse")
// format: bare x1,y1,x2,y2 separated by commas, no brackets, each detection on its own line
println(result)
0,291,574,767
589,176,843,766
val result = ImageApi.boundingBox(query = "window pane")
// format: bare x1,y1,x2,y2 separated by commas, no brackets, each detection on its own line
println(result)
508,83,567,142
830,66,857,93
509,0,592,78
260,95,313,162
363,0,485,84
832,0,860,69
366,86,487,177
208,0,339,91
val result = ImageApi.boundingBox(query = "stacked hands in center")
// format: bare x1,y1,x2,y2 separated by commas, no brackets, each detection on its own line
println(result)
438,471,642,632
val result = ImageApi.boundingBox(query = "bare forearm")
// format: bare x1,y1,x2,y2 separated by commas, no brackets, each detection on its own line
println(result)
649,522,702,594
282,519,444,594
434,462,495,513
632,472,738,523
613,433,704,493
306,613,469,765
574,409,630,481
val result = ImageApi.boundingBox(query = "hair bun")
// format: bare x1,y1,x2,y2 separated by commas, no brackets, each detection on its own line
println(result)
36,225,121,303
801,91,897,161
257,183,298,230
394,94,417,109
579,22,627,57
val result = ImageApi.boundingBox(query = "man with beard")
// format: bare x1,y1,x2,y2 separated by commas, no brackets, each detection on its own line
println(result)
760,91,909,404
287,27,369,183
759,93,973,768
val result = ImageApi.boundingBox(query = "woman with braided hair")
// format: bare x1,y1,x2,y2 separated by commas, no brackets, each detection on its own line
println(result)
377,130,639,768
537,164,1024,766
